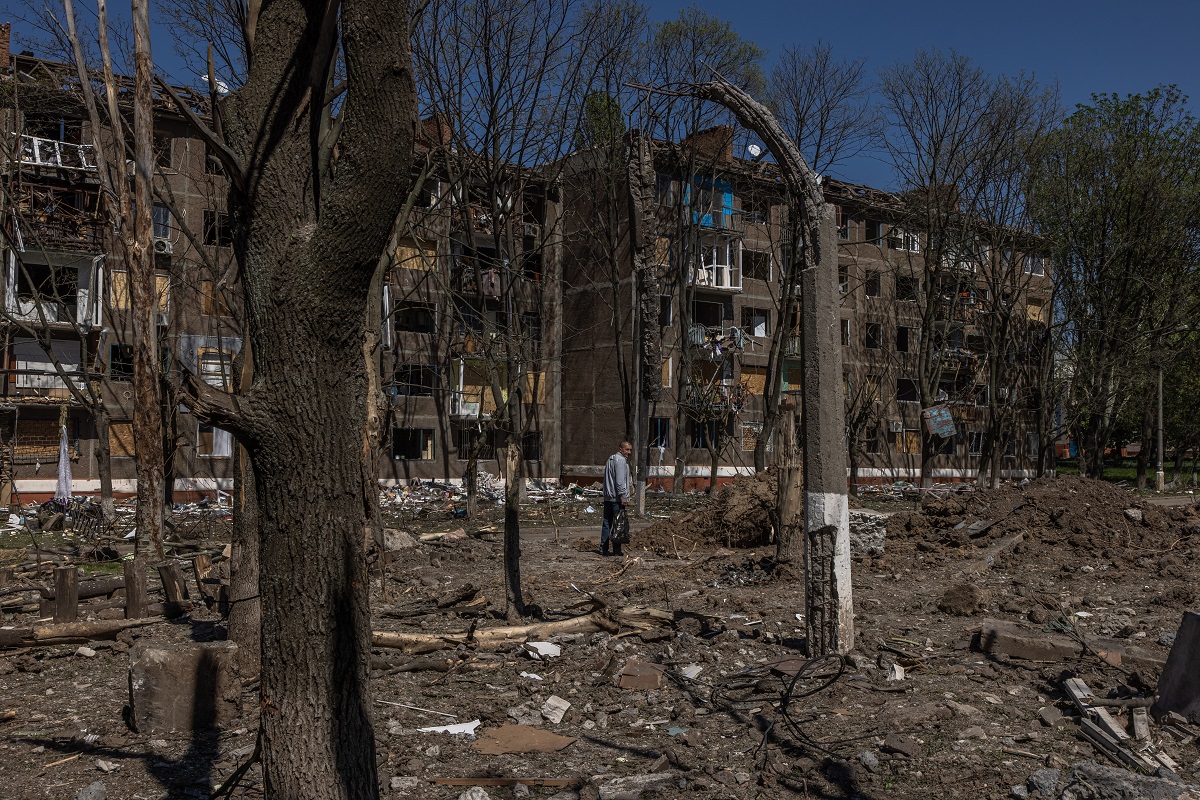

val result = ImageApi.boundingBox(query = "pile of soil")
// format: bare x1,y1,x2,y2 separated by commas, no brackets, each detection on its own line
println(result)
636,468,781,552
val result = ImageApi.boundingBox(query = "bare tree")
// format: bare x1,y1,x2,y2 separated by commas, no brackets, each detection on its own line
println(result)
879,49,1057,488
767,39,873,177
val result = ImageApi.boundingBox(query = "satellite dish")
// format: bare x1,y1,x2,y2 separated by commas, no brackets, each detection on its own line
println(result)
746,144,762,158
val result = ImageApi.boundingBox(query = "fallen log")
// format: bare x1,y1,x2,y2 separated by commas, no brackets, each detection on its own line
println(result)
0,616,165,648
38,575,124,601
373,610,616,654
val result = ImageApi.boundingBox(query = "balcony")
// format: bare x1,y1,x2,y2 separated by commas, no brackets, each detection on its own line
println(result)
16,135,97,171
15,213,104,253
783,333,802,357
687,263,741,292
1,366,90,402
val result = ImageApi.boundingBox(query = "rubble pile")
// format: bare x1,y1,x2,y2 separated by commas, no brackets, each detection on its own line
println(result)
1,479,1199,799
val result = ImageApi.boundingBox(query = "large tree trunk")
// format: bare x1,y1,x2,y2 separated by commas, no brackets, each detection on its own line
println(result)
93,408,116,523
229,441,260,677
129,0,166,559
776,398,802,564
182,2,420,796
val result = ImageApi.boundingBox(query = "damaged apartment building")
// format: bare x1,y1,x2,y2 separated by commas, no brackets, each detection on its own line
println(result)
559,125,1053,488
1,30,242,501
379,116,563,485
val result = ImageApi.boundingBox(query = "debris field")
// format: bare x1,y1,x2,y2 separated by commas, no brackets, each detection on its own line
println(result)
1,475,1199,799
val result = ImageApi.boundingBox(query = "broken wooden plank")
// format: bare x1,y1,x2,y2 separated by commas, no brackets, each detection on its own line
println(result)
1064,677,1132,742
1078,718,1155,773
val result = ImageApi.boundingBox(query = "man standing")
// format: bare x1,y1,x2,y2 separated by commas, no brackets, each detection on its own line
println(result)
600,439,633,556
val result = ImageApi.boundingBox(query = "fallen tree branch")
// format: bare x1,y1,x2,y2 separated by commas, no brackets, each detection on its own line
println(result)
371,605,688,654
0,616,165,648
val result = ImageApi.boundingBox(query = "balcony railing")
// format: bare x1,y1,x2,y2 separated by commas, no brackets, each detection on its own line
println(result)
449,391,482,420
687,263,741,291
17,135,97,171
15,214,104,252
2,366,90,401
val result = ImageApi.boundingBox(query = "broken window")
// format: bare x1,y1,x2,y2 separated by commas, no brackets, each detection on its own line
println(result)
109,344,134,381
865,322,883,350
203,210,233,247
840,318,850,347
896,326,912,353
648,417,670,449
838,264,849,293
967,431,984,456
896,274,920,302
896,378,919,403
864,423,882,455
154,133,172,170
658,296,673,327
692,300,725,328
393,428,435,460
1023,255,1046,276
888,226,920,252
836,206,850,240
655,173,675,205
395,364,438,396
741,307,769,337
690,419,723,450
395,301,437,334
523,431,543,461
865,270,881,298
521,312,542,358
197,423,232,457
742,249,771,282
865,219,883,244
864,374,882,403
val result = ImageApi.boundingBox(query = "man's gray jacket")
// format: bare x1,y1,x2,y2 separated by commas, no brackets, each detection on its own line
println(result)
603,452,630,502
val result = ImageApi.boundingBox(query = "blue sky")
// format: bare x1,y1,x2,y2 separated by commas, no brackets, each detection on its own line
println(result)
643,0,1200,187
9,1,1199,189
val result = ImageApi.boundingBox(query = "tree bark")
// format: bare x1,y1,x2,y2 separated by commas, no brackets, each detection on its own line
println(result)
503,439,526,617
93,408,116,523
180,1,420,796
776,398,802,565
228,440,260,677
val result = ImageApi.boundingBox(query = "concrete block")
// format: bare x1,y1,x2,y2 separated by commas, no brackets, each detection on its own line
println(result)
129,641,240,734
1154,610,1200,724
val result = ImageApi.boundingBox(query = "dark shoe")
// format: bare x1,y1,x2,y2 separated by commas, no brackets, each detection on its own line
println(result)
598,547,610,556
613,546,624,557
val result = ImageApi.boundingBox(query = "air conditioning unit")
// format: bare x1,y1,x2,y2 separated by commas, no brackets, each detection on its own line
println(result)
888,420,904,433
153,238,173,255
522,222,540,239
155,312,169,328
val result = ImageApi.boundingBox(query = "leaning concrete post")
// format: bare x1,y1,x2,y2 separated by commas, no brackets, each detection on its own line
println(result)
801,203,854,655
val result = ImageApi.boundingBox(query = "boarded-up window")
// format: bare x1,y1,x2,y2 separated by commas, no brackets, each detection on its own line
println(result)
781,359,802,392
1026,297,1045,322
110,272,170,312
524,371,546,405
109,421,135,458
200,281,233,316
897,429,921,454
396,238,437,270
739,365,767,396
653,237,671,266
661,357,672,388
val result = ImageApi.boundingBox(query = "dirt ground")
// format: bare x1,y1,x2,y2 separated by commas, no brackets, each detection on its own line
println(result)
1,476,1199,799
